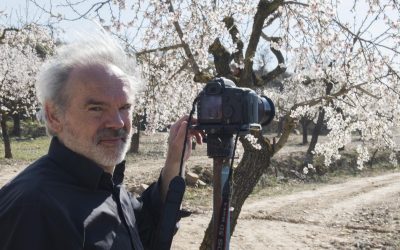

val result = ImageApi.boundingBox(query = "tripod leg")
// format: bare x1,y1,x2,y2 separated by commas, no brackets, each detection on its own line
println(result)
213,158,231,250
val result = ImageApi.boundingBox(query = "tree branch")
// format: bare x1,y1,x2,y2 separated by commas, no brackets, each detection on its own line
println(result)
168,60,190,81
208,38,235,79
166,0,211,83
223,16,243,65
31,0,112,22
275,72,390,153
274,113,295,154
0,28,20,43
283,1,308,7
259,33,286,85
240,0,284,87
292,73,390,111
334,18,399,54
136,44,185,57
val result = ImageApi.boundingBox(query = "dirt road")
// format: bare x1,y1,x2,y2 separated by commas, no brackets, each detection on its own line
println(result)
172,172,400,249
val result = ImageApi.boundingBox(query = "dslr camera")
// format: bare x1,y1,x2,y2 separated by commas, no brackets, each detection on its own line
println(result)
195,77,275,135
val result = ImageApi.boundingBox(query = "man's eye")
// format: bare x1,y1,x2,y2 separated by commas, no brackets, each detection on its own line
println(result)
89,106,103,112
120,104,132,111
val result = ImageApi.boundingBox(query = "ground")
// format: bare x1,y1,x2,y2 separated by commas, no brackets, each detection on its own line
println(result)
172,172,400,249
0,132,399,249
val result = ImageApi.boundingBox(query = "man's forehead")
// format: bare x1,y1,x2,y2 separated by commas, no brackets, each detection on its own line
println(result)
68,64,133,90
67,63,134,102
70,63,127,82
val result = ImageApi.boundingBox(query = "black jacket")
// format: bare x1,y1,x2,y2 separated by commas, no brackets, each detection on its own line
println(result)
0,137,163,250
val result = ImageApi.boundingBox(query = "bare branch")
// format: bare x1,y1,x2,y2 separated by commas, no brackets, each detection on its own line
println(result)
240,0,284,87
165,3,195,70
136,44,185,57
334,18,399,54
355,86,380,99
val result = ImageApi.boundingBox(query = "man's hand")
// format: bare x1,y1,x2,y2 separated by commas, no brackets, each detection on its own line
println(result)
161,115,203,201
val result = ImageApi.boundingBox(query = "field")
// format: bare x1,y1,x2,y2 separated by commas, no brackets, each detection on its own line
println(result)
1,132,400,249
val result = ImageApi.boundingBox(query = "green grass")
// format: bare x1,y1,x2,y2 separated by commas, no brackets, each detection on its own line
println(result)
0,137,51,161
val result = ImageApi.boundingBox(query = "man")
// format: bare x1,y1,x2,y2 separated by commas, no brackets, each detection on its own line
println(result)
0,32,202,250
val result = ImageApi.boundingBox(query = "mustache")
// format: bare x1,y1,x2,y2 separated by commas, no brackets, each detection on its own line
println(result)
96,128,129,142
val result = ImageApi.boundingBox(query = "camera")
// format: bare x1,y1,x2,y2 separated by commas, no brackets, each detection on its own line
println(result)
195,77,275,135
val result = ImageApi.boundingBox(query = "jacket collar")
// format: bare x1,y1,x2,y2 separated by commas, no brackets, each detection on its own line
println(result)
47,137,126,190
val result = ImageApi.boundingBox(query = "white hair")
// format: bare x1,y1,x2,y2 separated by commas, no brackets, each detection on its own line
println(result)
36,30,144,135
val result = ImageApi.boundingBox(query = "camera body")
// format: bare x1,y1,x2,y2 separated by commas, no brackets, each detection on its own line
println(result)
196,77,274,135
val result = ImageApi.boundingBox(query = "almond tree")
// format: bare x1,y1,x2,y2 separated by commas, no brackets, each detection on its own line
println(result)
0,20,54,158
30,0,400,247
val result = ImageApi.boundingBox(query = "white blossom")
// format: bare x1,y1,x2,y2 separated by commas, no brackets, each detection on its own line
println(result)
0,24,54,120
244,134,261,150
23,0,400,171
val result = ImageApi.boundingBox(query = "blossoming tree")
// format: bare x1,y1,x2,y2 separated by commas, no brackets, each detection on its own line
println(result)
30,0,400,247
0,19,54,158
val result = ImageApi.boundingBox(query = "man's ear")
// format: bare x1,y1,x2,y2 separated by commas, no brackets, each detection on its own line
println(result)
45,102,63,134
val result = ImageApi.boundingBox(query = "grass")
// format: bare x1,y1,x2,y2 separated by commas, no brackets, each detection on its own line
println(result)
0,136,51,161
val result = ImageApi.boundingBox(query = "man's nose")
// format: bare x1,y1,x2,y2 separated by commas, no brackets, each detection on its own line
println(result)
106,110,125,129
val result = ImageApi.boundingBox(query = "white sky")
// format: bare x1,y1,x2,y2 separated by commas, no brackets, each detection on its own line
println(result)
2,0,398,69
2,0,390,38
1,0,103,41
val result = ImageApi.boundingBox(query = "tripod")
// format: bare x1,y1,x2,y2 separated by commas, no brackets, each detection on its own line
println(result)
206,134,236,250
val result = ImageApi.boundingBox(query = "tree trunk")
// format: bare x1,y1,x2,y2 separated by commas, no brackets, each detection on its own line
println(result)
304,107,325,167
304,79,333,168
1,116,13,158
200,132,272,249
130,130,140,153
12,113,21,137
130,115,142,153
277,116,284,136
300,117,310,145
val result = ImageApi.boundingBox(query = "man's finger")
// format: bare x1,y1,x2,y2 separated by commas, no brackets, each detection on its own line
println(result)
190,130,203,145
173,121,188,147
170,115,189,136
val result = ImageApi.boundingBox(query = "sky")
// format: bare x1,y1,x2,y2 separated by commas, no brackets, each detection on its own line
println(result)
1,0,398,69
2,1,396,38
0,0,105,41
3,0,394,40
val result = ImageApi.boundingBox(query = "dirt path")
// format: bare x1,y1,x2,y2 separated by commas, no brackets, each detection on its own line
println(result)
172,172,400,249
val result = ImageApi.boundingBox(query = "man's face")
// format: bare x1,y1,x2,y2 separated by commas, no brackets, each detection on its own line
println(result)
56,64,134,171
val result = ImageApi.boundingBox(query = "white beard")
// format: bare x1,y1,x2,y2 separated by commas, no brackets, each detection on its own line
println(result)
61,121,132,169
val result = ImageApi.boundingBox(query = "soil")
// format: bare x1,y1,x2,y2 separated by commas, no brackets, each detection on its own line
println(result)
1,133,399,249
172,171,400,249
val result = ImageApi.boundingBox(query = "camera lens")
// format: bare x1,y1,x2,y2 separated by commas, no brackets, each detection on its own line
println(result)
258,96,275,126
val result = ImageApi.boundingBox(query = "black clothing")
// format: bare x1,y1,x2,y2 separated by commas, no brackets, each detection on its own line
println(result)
0,137,163,250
